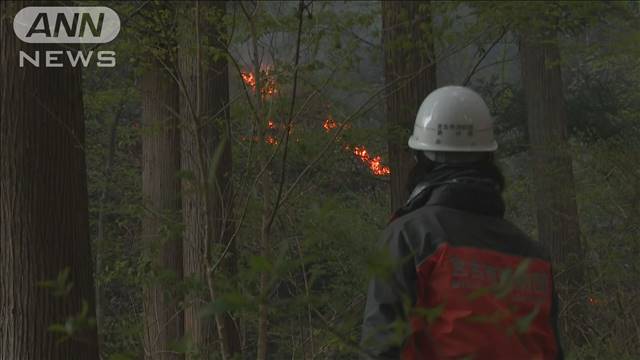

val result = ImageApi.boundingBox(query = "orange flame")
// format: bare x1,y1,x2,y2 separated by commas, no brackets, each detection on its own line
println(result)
588,296,602,305
240,66,389,176
241,71,256,89
353,145,391,176
241,69,277,97
322,116,391,176
241,135,278,145
265,135,278,145
322,117,338,132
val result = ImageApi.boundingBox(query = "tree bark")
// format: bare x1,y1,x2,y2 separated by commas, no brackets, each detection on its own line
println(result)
520,32,583,274
178,1,239,358
0,2,99,359
141,62,183,359
382,0,437,212
95,102,124,352
520,26,585,343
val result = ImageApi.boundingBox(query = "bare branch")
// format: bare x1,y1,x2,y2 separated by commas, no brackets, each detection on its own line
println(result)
462,26,508,86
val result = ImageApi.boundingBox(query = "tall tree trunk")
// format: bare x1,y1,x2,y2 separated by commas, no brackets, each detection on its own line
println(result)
520,33,583,273
178,1,239,358
520,26,584,340
0,2,99,359
95,103,124,352
141,62,183,359
382,0,437,212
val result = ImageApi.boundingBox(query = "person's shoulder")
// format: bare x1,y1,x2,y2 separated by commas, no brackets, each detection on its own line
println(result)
500,219,551,261
386,205,434,232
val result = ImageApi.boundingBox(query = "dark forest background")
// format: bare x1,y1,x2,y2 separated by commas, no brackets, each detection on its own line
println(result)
1,1,639,359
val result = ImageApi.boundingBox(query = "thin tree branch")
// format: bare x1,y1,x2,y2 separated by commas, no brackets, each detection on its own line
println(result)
462,26,508,86
265,0,306,234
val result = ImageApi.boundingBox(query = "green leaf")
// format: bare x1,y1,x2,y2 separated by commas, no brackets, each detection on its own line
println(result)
47,324,69,334
208,134,229,190
249,255,272,273
493,259,531,299
512,259,531,281
198,293,249,318
37,267,74,297
169,336,194,354
467,286,491,301
412,303,444,323
515,306,541,334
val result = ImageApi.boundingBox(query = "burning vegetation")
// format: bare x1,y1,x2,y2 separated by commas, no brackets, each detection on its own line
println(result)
241,69,391,177
241,69,278,97
352,145,391,176
322,117,391,176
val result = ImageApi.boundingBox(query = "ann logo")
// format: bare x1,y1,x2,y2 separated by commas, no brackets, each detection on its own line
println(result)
13,7,120,44
26,12,104,39
13,7,120,68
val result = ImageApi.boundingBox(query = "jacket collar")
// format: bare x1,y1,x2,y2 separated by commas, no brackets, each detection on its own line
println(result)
394,177,505,222
425,180,505,217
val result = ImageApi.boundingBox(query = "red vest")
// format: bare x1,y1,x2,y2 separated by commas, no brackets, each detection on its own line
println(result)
402,244,558,360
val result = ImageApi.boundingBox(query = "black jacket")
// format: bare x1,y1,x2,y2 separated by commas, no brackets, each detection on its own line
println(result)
361,178,563,360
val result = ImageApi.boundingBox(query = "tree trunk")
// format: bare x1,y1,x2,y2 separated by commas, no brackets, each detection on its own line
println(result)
0,2,99,359
520,27,584,342
382,0,437,212
520,33,583,273
95,101,126,352
178,1,239,358
141,62,183,359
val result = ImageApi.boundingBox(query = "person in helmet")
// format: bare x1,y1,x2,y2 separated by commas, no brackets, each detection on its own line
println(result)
360,86,563,359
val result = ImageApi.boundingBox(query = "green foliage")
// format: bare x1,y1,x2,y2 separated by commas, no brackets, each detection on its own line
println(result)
79,1,640,359
513,305,541,334
40,270,97,344
48,301,97,344
465,259,531,301
38,267,74,297
199,292,252,319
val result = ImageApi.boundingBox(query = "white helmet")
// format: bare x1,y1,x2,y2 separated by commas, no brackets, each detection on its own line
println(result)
408,86,497,162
